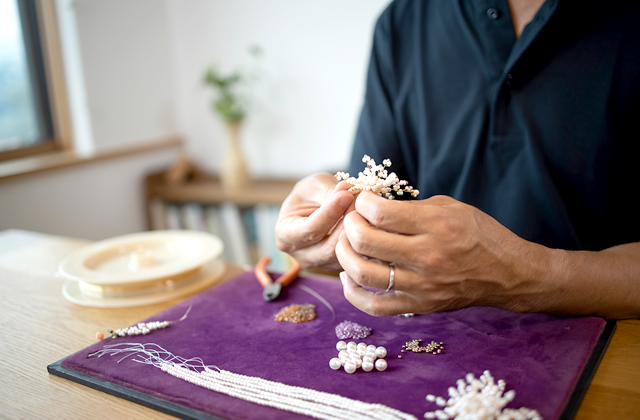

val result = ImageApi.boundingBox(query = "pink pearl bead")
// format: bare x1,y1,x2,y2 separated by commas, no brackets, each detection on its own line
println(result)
96,332,104,341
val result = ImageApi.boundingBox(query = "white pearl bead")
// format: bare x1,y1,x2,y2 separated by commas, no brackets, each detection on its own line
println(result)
357,348,367,357
361,360,374,372
367,344,376,352
352,357,362,368
344,362,356,374
329,358,342,370
336,341,347,351
375,346,387,358
375,359,387,371
347,341,357,350
363,355,375,364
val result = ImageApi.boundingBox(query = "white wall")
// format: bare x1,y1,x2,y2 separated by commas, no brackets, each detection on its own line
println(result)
72,0,178,150
0,0,389,240
167,0,390,178
0,150,177,240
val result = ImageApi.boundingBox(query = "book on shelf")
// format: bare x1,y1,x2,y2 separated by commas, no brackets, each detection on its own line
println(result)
148,198,167,230
254,204,291,272
164,204,183,230
203,205,231,263
181,202,207,232
218,202,252,267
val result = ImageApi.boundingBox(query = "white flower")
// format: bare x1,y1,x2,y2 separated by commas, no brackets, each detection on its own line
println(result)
335,155,419,199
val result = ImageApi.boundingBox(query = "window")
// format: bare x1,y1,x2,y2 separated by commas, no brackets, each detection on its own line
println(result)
0,0,69,162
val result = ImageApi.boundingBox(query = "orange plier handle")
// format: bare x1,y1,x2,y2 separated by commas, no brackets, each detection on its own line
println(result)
255,255,301,287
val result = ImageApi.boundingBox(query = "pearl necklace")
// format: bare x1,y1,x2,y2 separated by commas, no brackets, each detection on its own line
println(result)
90,343,416,420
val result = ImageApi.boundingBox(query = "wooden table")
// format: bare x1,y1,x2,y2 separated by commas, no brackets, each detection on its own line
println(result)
0,229,638,419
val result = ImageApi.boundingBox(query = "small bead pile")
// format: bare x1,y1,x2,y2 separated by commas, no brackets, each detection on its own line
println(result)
402,339,444,355
108,320,170,338
424,371,541,420
329,341,388,374
335,155,419,199
335,320,372,339
274,303,316,323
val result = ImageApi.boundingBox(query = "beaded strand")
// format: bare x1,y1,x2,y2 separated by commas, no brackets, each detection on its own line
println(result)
90,343,416,420
106,306,191,339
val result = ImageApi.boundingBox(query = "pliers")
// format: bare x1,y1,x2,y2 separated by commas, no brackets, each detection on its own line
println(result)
255,255,301,301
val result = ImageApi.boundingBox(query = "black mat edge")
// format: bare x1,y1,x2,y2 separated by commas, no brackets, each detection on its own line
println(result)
559,320,617,420
47,359,224,420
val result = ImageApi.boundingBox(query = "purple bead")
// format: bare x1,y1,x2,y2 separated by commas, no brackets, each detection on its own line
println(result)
335,320,372,340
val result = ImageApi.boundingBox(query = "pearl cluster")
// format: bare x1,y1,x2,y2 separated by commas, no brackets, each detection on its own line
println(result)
402,339,444,355
329,341,389,374
108,320,170,338
274,303,316,323
335,155,419,199
423,371,541,420
335,320,372,339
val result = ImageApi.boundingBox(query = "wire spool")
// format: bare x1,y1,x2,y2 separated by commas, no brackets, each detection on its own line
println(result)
59,230,225,307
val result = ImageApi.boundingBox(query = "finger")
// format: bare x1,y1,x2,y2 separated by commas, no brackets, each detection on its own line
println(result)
291,221,346,270
277,190,354,250
335,231,400,291
333,180,353,193
342,210,426,266
354,192,456,235
339,271,419,316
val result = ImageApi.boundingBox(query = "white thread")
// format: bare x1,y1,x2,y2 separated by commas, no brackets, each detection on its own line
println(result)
90,343,416,420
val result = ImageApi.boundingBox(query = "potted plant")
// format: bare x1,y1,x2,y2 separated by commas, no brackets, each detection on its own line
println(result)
203,46,261,190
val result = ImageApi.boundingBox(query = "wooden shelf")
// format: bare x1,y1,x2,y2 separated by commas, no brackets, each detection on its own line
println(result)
147,174,297,206
144,171,299,229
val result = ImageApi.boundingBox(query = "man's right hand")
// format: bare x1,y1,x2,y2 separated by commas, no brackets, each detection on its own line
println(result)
275,173,355,271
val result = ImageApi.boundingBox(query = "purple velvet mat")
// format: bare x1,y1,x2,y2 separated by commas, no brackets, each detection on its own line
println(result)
56,271,607,419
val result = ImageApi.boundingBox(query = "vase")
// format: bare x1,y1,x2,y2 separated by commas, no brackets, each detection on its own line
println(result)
221,121,250,191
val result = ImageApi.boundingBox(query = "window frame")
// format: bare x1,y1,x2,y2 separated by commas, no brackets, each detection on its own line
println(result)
0,0,73,163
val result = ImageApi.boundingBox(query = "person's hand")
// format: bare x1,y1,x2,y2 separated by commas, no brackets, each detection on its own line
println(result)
276,173,355,271
335,192,557,316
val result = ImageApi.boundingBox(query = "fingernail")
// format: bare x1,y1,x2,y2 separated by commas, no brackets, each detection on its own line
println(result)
339,271,346,283
338,194,353,209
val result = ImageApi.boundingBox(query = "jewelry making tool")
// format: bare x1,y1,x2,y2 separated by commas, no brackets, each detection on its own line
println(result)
255,255,301,301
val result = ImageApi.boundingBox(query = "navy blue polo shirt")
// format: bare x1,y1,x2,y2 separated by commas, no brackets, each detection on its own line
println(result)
349,0,640,251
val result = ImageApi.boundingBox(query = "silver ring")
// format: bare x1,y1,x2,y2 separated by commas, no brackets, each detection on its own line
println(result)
385,262,395,292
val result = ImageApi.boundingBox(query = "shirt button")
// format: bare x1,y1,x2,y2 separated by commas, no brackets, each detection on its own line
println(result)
487,8,500,19
505,73,513,86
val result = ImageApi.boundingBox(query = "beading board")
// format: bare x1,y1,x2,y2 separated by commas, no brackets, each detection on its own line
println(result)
49,271,615,420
